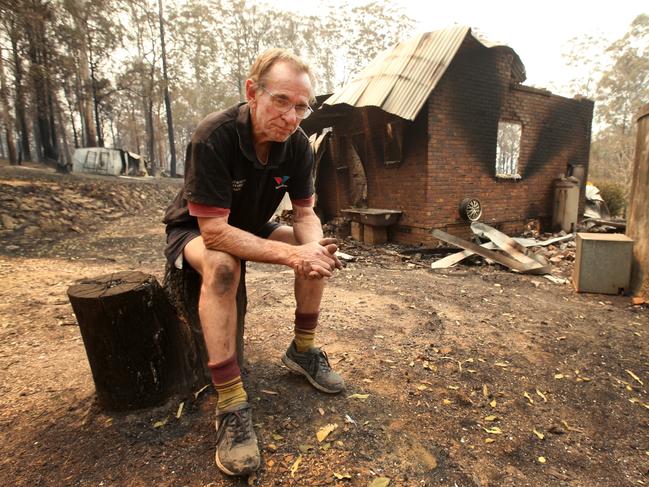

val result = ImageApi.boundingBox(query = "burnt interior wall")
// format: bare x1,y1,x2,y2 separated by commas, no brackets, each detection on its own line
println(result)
315,137,351,221
315,104,428,224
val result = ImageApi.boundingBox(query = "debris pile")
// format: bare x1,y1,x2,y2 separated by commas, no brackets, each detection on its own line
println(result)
328,223,578,284
428,223,574,281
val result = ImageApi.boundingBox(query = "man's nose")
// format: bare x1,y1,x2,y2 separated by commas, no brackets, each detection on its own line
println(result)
280,107,298,125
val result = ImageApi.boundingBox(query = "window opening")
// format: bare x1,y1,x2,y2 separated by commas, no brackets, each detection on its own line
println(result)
496,121,522,179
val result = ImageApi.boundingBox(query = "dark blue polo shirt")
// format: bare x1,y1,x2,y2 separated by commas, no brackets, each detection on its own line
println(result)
163,103,314,235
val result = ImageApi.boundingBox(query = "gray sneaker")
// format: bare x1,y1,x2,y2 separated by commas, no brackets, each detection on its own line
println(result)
282,340,345,394
214,402,260,476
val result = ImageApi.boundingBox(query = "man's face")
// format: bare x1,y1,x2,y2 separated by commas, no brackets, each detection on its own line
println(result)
246,61,312,144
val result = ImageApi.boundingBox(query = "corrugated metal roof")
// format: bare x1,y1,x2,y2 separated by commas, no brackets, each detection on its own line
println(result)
323,25,526,121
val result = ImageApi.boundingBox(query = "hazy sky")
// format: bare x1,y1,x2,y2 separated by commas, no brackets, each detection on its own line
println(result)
274,0,647,97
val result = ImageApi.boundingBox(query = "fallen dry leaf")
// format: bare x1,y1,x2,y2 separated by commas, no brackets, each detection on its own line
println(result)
483,426,503,435
344,414,356,425
494,362,510,368
630,398,649,409
523,392,534,404
536,388,547,402
316,423,338,443
625,369,644,386
484,415,498,422
176,401,184,419
369,477,391,487
298,444,314,454
490,399,497,408
272,433,284,441
442,399,452,405
417,384,428,391
538,456,547,464
193,384,210,400
153,419,167,428
347,393,369,400
483,384,489,398
484,438,495,444
554,374,564,379
290,454,302,477
533,428,545,440
560,420,584,433
333,472,352,480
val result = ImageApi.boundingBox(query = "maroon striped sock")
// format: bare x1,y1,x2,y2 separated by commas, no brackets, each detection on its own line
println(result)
294,311,319,352
208,355,247,410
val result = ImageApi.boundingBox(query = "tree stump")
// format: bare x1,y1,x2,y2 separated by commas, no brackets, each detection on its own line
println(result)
68,264,248,412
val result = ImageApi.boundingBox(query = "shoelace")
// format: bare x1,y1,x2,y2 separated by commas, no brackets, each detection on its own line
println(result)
312,349,332,372
223,409,252,443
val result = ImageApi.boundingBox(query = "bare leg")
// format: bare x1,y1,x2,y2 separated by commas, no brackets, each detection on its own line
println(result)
183,236,240,363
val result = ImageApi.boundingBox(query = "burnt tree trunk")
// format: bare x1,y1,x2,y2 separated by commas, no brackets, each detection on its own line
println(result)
9,16,30,162
68,265,247,412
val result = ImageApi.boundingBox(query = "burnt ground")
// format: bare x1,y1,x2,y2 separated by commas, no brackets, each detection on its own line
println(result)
0,162,648,487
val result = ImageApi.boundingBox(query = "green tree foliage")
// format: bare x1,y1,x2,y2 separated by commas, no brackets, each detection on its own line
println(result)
592,179,627,217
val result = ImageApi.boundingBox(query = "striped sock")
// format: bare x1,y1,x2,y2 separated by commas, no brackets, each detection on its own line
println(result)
208,355,247,411
294,311,319,352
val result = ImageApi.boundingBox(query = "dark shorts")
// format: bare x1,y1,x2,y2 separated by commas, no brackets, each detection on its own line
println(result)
165,221,282,268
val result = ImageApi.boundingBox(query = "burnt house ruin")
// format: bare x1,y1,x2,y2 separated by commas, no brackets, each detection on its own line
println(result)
302,26,594,245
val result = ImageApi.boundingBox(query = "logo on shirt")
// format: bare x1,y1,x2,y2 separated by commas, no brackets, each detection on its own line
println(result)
274,176,290,190
232,179,246,192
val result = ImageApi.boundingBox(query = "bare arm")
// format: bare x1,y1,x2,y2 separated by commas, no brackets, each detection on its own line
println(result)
292,204,324,244
198,215,338,277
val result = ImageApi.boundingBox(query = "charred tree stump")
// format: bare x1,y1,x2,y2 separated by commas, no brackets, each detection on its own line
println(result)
162,261,247,368
68,264,247,412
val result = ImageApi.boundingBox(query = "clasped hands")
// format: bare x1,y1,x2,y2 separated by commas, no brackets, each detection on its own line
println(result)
292,238,343,280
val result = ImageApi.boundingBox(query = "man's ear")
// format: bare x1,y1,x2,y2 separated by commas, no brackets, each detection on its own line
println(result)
245,79,257,104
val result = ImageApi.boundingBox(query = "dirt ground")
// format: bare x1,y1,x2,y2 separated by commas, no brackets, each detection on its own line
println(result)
1,163,648,487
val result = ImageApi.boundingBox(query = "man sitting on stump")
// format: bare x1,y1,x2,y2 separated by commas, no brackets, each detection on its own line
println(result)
163,49,344,477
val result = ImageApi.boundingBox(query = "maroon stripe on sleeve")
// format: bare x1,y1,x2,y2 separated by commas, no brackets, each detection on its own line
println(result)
291,196,315,208
188,201,230,218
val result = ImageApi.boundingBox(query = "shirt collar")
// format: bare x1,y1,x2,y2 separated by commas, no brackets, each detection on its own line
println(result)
236,103,290,170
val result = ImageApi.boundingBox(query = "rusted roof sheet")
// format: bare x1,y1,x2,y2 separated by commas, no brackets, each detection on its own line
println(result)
323,25,526,121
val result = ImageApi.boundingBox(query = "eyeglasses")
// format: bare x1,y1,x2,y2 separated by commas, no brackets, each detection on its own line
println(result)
259,85,313,120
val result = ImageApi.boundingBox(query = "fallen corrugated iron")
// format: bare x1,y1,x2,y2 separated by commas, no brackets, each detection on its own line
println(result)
430,223,571,275
322,25,525,121
431,229,547,274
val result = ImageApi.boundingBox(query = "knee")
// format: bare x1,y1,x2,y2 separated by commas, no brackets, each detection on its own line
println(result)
201,250,240,297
